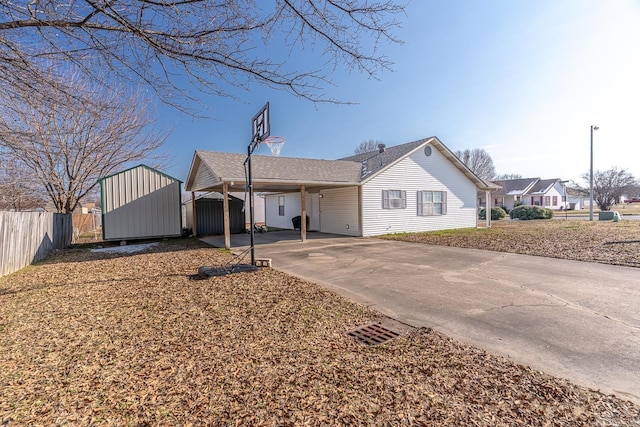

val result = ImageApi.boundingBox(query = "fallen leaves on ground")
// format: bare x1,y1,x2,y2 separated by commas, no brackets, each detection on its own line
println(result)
1,238,639,425
382,220,640,268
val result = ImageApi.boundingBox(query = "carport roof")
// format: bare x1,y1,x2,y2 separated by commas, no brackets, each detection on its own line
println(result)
186,151,362,192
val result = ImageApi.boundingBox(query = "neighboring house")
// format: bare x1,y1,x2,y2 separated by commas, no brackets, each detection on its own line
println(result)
99,165,183,241
621,185,640,203
492,178,566,210
566,187,587,210
185,137,498,245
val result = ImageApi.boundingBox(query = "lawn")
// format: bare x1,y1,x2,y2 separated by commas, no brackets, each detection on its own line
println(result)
382,220,640,268
1,238,639,425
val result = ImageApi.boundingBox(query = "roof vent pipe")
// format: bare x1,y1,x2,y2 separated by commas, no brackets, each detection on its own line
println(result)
378,144,386,153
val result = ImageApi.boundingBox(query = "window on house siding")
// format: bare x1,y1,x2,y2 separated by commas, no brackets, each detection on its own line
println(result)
417,191,447,216
545,196,551,206
552,196,558,206
278,195,285,216
382,190,406,209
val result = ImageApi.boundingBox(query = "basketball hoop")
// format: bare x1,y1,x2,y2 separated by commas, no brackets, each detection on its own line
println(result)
262,135,285,156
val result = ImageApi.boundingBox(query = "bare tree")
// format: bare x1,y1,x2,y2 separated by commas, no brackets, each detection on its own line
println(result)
0,73,167,214
495,173,523,180
354,139,384,154
579,168,637,211
0,1,404,112
454,148,496,181
0,150,46,211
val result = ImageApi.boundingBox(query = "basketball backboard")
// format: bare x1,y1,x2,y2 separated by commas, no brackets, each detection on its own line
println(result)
251,102,270,142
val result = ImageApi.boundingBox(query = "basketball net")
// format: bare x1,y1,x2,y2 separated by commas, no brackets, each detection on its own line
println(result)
262,135,285,156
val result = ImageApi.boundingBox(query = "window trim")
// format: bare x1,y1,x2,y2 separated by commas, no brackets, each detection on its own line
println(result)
417,190,447,216
382,189,406,209
278,195,285,216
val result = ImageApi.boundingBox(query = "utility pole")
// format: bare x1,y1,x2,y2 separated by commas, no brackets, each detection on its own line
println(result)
589,125,599,221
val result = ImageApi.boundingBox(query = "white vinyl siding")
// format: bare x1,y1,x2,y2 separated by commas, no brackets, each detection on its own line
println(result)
266,193,300,229
190,160,218,191
319,187,360,236
265,192,321,231
361,144,477,236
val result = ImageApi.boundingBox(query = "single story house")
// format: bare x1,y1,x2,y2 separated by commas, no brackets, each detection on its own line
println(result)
185,137,498,248
491,178,567,211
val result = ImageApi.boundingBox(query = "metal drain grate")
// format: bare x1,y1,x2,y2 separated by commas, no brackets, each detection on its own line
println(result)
347,323,400,346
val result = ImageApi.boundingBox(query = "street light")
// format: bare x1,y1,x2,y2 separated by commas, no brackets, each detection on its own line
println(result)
589,125,599,221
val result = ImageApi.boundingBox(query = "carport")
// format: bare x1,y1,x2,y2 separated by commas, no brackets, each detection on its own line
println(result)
185,151,361,249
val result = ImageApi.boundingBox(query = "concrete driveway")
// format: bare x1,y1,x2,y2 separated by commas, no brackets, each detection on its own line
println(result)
200,231,640,404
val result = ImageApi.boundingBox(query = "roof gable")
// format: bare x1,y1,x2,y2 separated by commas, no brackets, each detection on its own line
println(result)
493,178,539,196
98,164,182,183
340,139,427,179
342,137,497,190
528,179,560,194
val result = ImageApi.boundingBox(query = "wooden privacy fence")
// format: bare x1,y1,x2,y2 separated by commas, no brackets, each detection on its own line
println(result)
0,212,73,278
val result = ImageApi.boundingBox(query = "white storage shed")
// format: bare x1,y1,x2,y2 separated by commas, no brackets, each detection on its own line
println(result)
99,165,182,241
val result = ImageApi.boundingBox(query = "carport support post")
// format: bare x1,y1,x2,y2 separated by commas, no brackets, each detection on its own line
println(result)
300,185,307,242
223,182,231,250
485,190,492,228
191,191,197,237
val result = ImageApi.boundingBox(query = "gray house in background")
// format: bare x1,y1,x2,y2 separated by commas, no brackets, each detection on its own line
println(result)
99,165,182,241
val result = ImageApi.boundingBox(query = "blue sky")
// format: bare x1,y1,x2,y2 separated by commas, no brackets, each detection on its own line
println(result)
159,0,640,185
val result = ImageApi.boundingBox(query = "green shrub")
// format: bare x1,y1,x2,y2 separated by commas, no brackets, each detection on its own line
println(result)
479,207,507,220
509,205,554,220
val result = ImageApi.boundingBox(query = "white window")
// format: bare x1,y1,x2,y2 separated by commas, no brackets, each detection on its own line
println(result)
417,191,447,216
382,190,406,209
278,195,285,216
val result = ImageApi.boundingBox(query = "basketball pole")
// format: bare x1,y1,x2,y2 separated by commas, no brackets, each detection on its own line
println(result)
247,137,258,266
246,102,270,266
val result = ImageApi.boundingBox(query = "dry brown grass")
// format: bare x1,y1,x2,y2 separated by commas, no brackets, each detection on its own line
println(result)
1,238,639,425
382,220,640,268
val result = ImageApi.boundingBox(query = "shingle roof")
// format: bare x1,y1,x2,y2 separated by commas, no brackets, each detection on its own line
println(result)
493,178,539,196
339,139,428,180
493,178,561,196
186,137,498,192
196,151,362,183
529,178,560,194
